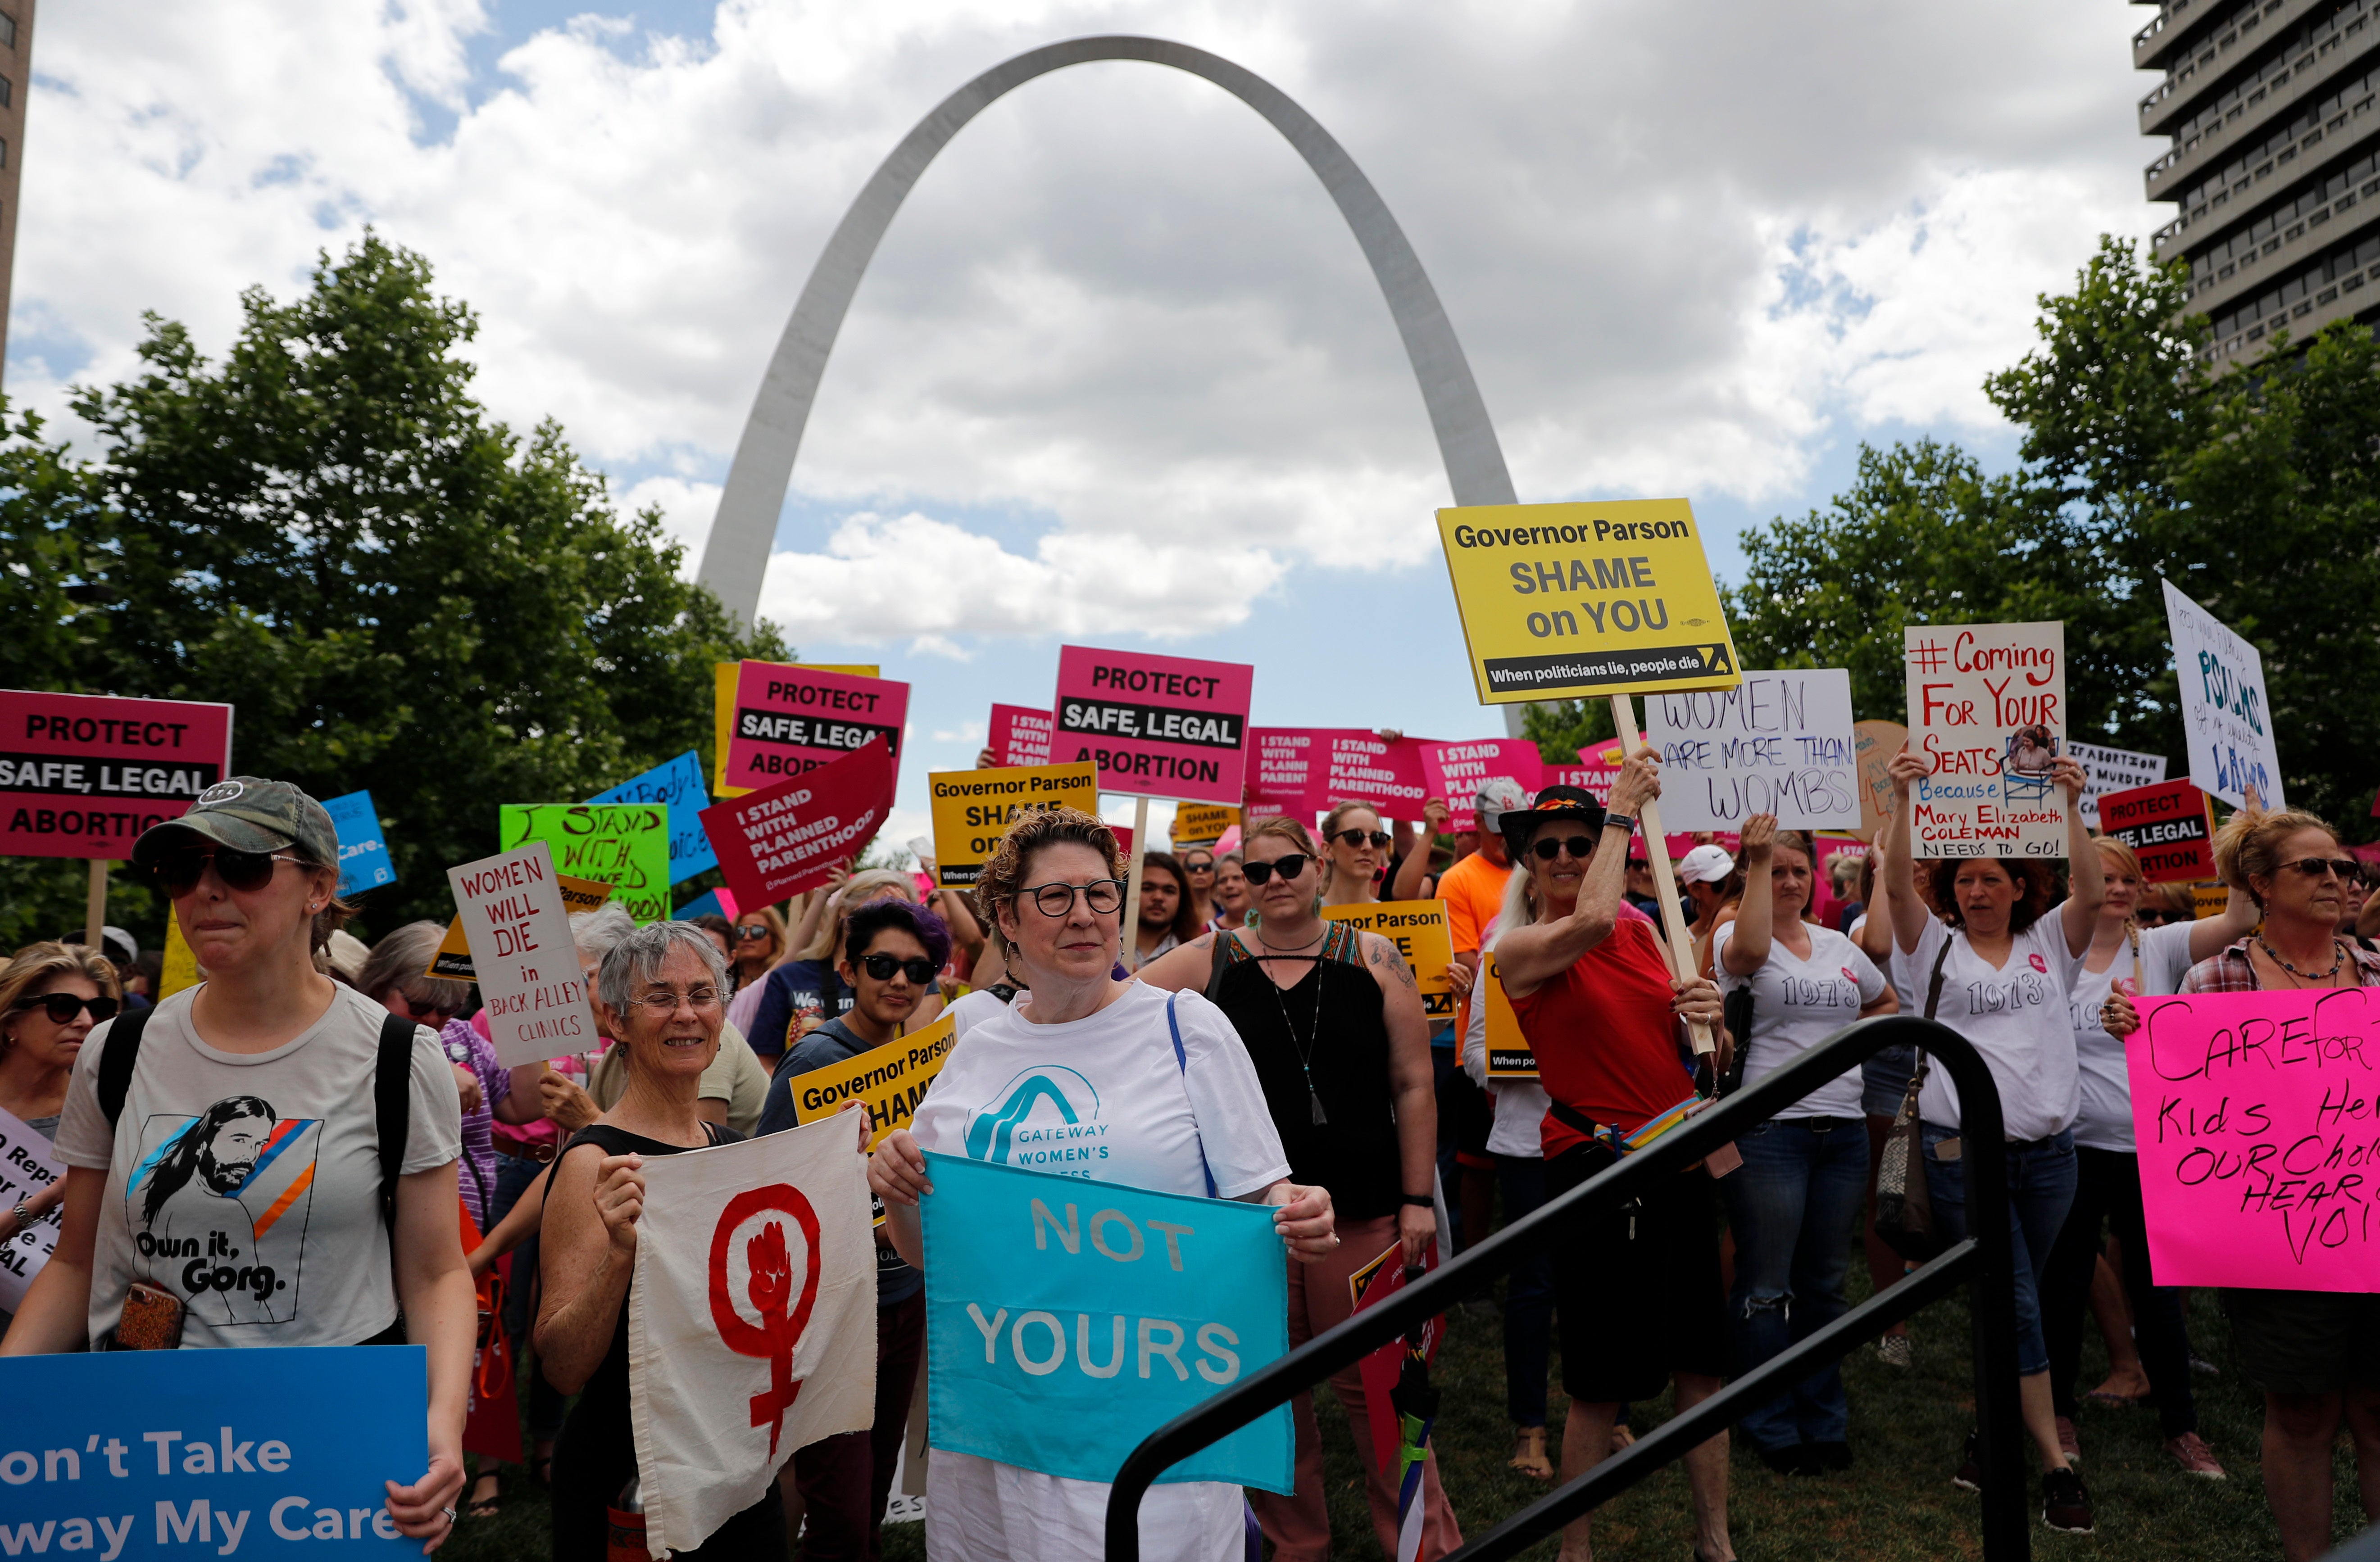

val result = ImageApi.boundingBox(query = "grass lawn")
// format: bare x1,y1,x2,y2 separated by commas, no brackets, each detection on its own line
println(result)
443,1241,2368,1560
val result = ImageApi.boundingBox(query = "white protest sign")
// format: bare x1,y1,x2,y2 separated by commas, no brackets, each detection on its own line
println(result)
1903,621,2068,858
2162,580,2285,809
2066,742,2168,829
0,1104,63,1311
447,840,600,1067
1644,669,1860,830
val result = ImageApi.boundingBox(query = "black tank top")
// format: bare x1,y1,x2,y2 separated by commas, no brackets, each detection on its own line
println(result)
1208,922,1404,1220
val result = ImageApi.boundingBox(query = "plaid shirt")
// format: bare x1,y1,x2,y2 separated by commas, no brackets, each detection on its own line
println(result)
2179,935,2380,993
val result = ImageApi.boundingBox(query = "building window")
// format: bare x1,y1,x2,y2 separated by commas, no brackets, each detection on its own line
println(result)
0,15,17,50
0,76,13,109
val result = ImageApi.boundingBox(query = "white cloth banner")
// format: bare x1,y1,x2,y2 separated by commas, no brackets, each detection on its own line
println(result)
2162,579,2285,809
628,1114,877,1556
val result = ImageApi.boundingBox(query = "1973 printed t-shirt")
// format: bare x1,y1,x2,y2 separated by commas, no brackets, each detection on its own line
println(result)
56,984,463,1349
1713,921,1888,1120
1894,910,2085,1144
2067,919,2199,1154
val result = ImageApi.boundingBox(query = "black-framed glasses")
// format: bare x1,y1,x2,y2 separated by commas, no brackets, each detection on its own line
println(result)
12,992,118,1025
2280,856,2362,880
392,993,453,1023
2135,909,2170,926
149,846,306,899
1242,854,1313,885
735,925,772,941
1531,836,1596,862
1019,879,1126,918
858,953,937,984
1333,830,1392,850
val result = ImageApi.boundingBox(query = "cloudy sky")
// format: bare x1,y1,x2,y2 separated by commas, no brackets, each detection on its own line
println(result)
20,0,2163,843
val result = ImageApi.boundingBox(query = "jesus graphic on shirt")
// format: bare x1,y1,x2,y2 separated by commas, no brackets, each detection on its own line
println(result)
129,1095,319,1327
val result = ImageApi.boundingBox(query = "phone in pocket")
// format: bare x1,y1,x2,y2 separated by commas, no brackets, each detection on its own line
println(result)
115,1281,186,1350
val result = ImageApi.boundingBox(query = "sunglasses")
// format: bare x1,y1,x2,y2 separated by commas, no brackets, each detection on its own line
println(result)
1183,860,1215,874
1531,836,1597,862
1333,830,1393,850
149,846,307,898
858,953,937,985
394,994,453,1023
735,925,772,941
1242,854,1313,885
11,992,119,1025
2135,909,2170,925
2280,857,2363,880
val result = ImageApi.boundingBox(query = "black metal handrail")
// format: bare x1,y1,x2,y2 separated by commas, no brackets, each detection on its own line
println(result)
1104,1014,2032,1561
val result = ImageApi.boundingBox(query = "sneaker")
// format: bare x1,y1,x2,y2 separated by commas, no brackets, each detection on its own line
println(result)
1808,1440,1854,1472
2164,1432,2227,1479
2055,1416,2082,1466
2042,1467,2094,1534
1876,1332,1912,1368
1952,1431,1983,1492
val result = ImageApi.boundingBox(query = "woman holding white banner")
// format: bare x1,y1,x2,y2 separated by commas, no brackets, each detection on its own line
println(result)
1882,747,2103,1533
870,805,1337,1562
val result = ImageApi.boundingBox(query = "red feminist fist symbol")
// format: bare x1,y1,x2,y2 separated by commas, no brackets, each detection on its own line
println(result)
707,1185,823,1456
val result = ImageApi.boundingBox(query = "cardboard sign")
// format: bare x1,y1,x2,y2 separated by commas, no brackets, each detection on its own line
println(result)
2100,779,2217,884
1435,499,1742,703
2067,742,2168,830
427,874,613,983
1643,669,1860,831
701,737,897,908
989,705,1055,769
1171,804,1240,847
590,751,717,884
2163,580,2284,809
446,842,600,1066
1419,739,1544,833
0,690,236,860
1481,953,1535,1079
500,803,671,924
921,1153,1294,1493
1053,646,1253,805
0,1346,428,1555
1322,900,1455,1023
1902,622,2068,858
159,918,202,999
1249,729,1321,819
322,790,395,897
928,762,1100,886
2128,990,2380,1291
1319,733,1431,818
713,661,880,797
0,1104,63,1311
786,1012,957,1149
723,661,909,802
1850,720,1907,843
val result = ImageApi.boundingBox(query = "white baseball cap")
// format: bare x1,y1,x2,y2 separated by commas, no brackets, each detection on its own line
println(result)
1676,845,1737,885
1473,777,1531,833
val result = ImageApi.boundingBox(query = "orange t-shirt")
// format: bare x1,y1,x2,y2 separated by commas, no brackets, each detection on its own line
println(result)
1437,849,1512,1040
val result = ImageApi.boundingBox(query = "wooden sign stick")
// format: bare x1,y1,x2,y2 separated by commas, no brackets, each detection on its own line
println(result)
1609,694,1717,1056
1121,794,1151,970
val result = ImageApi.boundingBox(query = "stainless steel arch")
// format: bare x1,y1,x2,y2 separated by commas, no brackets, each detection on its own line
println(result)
696,33,1518,623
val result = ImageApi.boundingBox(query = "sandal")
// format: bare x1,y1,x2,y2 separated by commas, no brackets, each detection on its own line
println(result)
1508,1426,1553,1481
467,1472,501,1520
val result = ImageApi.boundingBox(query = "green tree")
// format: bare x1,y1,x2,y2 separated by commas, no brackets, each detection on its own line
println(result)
0,234,790,948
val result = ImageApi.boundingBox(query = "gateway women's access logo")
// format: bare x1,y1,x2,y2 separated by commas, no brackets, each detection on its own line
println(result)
962,1066,1108,1176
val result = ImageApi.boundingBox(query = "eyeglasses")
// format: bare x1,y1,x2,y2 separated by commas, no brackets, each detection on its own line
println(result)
735,925,771,941
2280,857,2363,880
2134,909,2170,926
1018,879,1126,918
11,993,119,1025
1531,836,1597,862
1183,860,1215,875
858,953,937,984
1242,854,1313,885
393,994,452,1023
625,988,723,1014
149,846,307,898
1333,830,1392,850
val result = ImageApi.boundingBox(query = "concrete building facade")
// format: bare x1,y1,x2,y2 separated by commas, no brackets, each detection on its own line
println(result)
0,0,29,378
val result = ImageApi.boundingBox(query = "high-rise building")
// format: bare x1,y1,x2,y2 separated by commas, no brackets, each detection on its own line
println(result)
0,0,28,380
2138,0,2380,364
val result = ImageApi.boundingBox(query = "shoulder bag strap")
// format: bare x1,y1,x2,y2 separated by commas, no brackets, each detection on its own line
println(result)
1164,992,1219,1198
1909,938,1955,1095
376,1014,418,1237
98,1005,160,1127
1202,929,1237,1006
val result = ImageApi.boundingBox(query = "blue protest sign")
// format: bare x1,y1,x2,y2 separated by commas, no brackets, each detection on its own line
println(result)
321,790,395,896
589,751,716,884
672,887,736,923
0,1345,426,1555
920,1152,1292,1493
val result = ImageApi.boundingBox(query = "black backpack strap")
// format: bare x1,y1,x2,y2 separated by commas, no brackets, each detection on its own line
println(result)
375,1014,418,1236
98,1005,159,1127
1202,930,1240,1006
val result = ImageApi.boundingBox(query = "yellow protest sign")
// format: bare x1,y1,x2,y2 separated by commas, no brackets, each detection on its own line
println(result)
1321,900,1455,1023
1436,499,1741,704
928,762,1100,886
2190,880,2229,921
1481,952,1536,1079
428,874,614,981
1171,804,1240,847
160,917,202,999
712,660,881,797
787,1011,956,1150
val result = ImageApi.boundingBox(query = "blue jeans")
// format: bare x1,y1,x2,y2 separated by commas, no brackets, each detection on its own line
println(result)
1496,1155,1555,1428
1721,1117,1869,1451
1921,1124,2076,1378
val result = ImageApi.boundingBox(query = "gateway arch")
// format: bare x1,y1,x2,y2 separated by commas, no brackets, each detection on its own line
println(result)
697,34,1523,726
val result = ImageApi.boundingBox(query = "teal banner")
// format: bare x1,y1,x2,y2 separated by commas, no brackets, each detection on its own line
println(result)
921,1152,1293,1493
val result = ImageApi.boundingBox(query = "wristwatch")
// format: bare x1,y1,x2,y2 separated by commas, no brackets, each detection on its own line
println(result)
1399,1193,1435,1209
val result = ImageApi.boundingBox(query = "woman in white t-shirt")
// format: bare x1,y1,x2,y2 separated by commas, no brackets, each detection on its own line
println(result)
1,779,472,1548
870,806,1337,1562
1883,747,2103,1531
1714,815,1898,1476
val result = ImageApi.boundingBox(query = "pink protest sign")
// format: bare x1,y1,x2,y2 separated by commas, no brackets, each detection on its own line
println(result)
2127,989,2380,1292
1053,646,1252,805
723,661,910,799
701,738,897,906
1248,729,1319,820
1546,742,1624,803
988,705,1054,769
1320,733,1431,819
0,690,236,860
1421,739,1545,832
